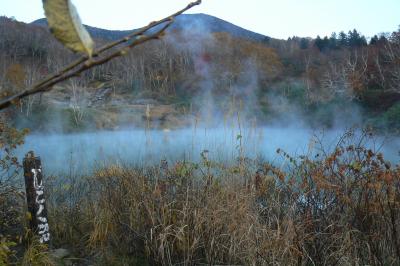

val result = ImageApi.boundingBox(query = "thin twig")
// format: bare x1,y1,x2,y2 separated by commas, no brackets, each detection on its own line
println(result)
95,0,201,55
0,0,201,110
35,20,174,93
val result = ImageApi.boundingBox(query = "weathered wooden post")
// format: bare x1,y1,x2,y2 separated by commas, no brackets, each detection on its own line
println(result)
23,151,50,244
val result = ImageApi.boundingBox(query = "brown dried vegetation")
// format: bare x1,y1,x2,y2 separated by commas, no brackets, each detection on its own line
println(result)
31,131,400,265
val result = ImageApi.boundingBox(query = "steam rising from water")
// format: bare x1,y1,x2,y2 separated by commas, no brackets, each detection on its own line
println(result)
17,126,400,175
11,18,400,175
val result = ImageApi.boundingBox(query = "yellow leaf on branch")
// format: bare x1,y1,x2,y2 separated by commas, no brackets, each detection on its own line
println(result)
42,0,94,57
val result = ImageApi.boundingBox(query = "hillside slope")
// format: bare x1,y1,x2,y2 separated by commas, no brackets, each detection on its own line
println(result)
0,15,399,132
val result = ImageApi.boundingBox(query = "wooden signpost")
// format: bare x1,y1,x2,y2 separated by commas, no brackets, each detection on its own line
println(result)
23,151,50,244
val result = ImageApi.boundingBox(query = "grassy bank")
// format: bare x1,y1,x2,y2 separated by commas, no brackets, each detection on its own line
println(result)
1,130,400,265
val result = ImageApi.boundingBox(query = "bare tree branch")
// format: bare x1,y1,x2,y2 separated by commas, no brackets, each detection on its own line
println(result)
0,0,201,110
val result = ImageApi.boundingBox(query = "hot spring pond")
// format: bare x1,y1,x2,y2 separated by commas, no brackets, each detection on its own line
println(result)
16,127,400,175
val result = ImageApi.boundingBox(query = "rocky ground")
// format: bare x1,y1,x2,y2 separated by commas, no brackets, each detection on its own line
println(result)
16,80,193,133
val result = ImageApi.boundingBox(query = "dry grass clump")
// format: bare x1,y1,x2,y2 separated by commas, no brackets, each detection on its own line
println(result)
45,160,301,265
84,164,275,265
19,236,54,266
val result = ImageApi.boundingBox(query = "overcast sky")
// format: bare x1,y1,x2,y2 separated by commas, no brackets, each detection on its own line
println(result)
1,0,399,39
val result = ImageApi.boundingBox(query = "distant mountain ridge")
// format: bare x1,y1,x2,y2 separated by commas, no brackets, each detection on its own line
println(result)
31,17,133,40
31,13,271,42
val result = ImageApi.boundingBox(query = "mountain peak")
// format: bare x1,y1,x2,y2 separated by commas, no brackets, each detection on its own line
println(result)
31,14,270,42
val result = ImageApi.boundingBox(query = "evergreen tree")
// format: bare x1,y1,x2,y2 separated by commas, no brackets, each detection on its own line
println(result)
390,25,400,44
338,31,348,47
323,36,330,50
314,35,323,51
379,35,388,45
359,36,368,46
348,29,367,47
314,35,330,51
369,35,379,45
299,38,309,49
329,32,338,49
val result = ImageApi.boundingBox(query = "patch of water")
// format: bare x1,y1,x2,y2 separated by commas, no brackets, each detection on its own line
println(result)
16,126,400,175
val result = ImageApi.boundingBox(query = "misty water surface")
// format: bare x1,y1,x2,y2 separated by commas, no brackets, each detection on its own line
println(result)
15,126,400,175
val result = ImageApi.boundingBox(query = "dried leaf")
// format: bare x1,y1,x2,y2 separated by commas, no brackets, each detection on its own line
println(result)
42,0,94,56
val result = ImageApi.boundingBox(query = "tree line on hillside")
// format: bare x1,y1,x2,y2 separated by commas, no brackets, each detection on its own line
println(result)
287,29,394,52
